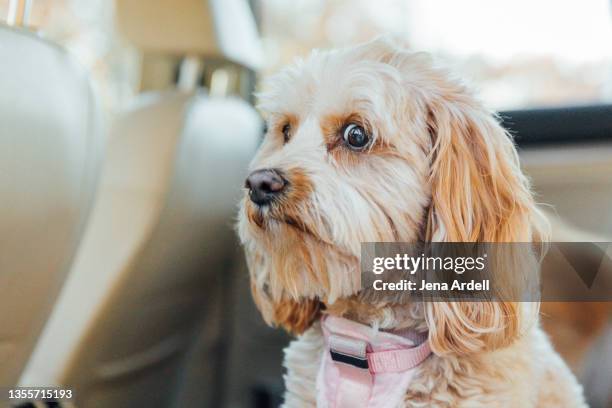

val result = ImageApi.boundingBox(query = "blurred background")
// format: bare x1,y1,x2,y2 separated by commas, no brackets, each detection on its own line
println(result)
0,0,611,407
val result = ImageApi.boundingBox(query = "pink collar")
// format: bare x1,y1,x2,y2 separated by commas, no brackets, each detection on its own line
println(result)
317,315,432,408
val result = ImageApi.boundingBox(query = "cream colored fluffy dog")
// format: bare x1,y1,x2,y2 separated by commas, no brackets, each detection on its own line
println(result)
237,38,586,407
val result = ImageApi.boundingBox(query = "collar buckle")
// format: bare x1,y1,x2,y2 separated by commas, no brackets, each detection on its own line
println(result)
329,334,369,370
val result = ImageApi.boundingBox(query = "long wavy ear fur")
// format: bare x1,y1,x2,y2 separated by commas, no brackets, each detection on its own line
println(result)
422,80,547,355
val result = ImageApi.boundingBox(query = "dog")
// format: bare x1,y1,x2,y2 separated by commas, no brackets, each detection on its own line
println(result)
237,37,587,407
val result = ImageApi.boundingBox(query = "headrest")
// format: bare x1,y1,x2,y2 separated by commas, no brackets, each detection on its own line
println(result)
0,23,102,385
116,0,263,70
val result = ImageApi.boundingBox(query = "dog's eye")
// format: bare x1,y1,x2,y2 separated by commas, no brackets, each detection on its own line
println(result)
342,123,370,150
282,123,291,143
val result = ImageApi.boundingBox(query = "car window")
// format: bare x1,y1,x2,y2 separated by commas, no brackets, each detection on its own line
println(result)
259,0,612,110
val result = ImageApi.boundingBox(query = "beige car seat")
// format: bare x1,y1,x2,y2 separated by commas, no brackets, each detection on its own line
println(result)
20,1,261,405
0,23,102,386
20,91,260,407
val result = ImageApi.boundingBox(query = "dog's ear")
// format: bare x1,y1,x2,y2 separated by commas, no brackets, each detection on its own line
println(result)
422,89,546,354
251,283,321,335
424,94,541,242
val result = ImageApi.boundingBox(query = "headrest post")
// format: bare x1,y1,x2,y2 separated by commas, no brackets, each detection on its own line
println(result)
177,56,203,92
7,0,32,27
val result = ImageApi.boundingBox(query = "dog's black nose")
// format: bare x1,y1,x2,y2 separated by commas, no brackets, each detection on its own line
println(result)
245,169,286,205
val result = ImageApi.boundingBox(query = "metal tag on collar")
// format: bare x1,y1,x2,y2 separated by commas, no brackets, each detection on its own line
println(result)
329,334,369,370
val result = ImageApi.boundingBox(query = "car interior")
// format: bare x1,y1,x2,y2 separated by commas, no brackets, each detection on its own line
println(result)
0,0,611,407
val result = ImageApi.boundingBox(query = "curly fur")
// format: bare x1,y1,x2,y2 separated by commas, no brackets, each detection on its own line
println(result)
237,37,586,407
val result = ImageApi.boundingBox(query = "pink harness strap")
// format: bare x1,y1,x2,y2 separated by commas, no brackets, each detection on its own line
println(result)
368,343,432,373
317,315,432,408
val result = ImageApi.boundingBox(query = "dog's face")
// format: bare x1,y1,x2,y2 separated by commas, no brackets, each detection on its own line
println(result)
240,40,432,301
238,38,544,352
